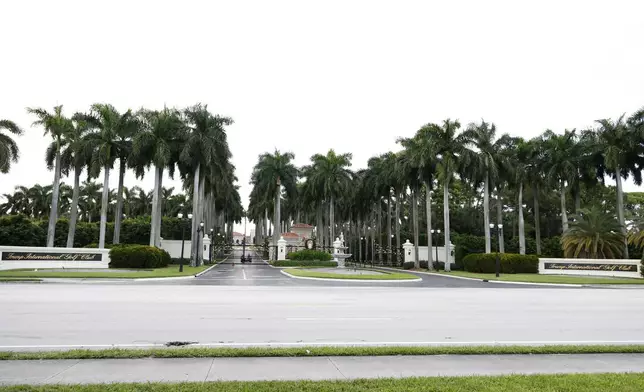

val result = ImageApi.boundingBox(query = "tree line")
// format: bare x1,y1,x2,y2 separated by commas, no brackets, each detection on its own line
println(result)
248,107,644,268
0,104,242,266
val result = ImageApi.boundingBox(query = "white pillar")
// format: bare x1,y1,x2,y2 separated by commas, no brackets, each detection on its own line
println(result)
202,235,211,262
333,237,345,268
277,236,287,261
403,239,414,264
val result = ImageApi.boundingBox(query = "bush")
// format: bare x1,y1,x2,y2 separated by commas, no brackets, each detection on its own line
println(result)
431,261,460,271
403,261,415,270
454,234,563,264
108,245,169,269
462,253,539,274
419,260,428,269
286,249,333,261
272,260,337,267
0,215,46,246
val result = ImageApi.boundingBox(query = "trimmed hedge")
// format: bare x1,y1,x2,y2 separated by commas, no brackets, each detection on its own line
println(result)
108,245,170,269
431,261,459,271
462,252,539,274
403,261,415,270
272,260,337,267
453,234,564,265
286,249,333,261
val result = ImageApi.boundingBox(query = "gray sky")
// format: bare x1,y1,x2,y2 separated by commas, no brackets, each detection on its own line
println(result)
2,0,644,228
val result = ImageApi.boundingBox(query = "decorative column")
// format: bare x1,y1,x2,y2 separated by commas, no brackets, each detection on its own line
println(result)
403,239,414,264
277,236,287,261
202,234,211,262
333,237,346,268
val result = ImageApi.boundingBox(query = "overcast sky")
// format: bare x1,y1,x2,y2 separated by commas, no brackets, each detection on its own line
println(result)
1,0,643,230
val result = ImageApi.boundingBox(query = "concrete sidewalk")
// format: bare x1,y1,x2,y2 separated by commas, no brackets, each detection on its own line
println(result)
2,353,644,385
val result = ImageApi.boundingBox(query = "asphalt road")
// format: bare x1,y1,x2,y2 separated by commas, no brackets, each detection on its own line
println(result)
2,283,644,350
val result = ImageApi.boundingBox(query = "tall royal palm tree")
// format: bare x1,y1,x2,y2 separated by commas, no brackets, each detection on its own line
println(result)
27,106,74,247
306,150,353,246
0,119,24,174
135,107,186,246
181,104,233,266
250,150,298,256
45,118,91,247
426,119,470,271
78,104,139,248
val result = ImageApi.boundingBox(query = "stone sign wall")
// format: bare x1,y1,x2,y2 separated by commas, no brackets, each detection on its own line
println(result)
0,246,110,270
539,258,642,279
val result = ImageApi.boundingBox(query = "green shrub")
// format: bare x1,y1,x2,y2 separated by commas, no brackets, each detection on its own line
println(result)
403,261,415,270
454,234,563,263
462,253,539,274
108,245,168,269
0,215,46,246
431,261,459,271
272,260,337,267
419,260,428,269
286,249,333,261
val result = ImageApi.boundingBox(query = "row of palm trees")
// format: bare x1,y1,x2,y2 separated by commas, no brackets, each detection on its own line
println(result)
248,107,644,267
1,104,243,265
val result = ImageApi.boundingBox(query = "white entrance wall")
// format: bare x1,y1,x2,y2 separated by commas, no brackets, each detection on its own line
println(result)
0,246,110,270
159,239,191,259
402,241,455,265
539,258,642,279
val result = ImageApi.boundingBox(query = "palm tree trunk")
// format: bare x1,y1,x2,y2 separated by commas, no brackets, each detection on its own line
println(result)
66,167,81,248
190,164,201,267
615,169,629,258
264,208,269,241
518,183,525,255
47,149,62,247
387,195,392,264
329,196,335,243
412,187,420,268
534,185,542,254
560,180,569,233
273,178,281,256
113,158,126,244
98,165,110,249
395,192,401,262
197,179,205,265
155,168,164,247
484,172,491,253
376,202,382,264
316,205,322,247
424,180,433,269
497,190,505,253
443,175,451,272
149,165,161,246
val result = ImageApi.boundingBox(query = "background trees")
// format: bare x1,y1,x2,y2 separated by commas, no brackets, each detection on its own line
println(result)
0,119,24,174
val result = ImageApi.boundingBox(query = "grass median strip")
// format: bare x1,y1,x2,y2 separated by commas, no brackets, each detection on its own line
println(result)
0,264,210,279
284,268,418,280
437,271,644,285
4,344,644,360
1,373,644,391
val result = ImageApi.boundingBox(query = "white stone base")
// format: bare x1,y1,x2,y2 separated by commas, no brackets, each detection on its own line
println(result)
0,246,110,270
539,258,642,279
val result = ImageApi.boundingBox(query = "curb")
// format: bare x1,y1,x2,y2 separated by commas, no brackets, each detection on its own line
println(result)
280,269,422,283
376,267,584,288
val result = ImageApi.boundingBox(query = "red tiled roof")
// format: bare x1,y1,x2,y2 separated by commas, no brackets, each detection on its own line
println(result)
282,232,300,238
292,223,313,228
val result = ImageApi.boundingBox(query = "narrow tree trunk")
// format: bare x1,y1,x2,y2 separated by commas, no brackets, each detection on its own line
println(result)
387,194,392,264
190,164,201,267
425,180,433,269
484,172,491,253
273,178,281,256
264,208,269,241
395,191,401,263
518,183,525,255
560,180,568,233
98,165,110,249
497,189,505,253
66,167,81,248
155,168,163,247
113,158,126,244
615,169,629,258
329,196,335,242
197,179,205,265
316,205,322,247
413,187,420,268
377,201,382,264
534,185,542,254
443,176,452,272
358,218,363,262
47,149,62,247
150,166,160,246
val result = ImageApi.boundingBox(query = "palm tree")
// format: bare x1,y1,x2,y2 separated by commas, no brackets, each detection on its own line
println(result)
135,107,186,246
305,150,353,246
426,119,470,271
250,150,298,257
0,119,24,174
562,207,625,259
78,104,138,248
27,106,74,247
181,104,233,266
45,118,91,247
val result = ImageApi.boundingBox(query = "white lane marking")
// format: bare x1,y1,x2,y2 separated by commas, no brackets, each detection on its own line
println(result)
242,268,247,280
287,318,393,321
4,340,644,350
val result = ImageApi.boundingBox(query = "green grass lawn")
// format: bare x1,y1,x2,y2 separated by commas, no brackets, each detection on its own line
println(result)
3,344,644,361
0,264,211,279
436,271,644,285
284,268,418,280
2,374,644,391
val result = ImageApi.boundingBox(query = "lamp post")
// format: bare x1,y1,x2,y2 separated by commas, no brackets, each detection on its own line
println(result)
489,223,504,277
177,212,192,273
431,229,441,268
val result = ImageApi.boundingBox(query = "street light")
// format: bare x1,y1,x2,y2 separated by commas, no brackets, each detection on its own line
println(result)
489,223,504,277
431,229,441,268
